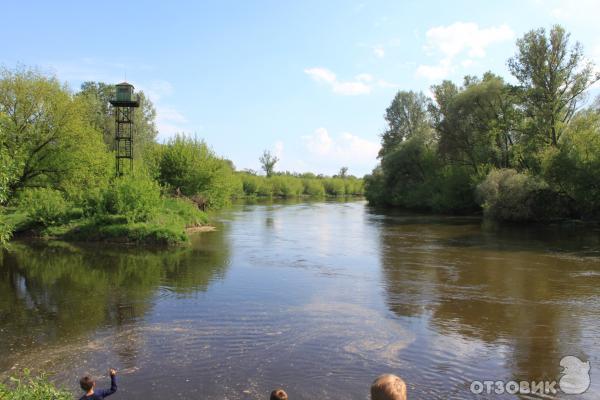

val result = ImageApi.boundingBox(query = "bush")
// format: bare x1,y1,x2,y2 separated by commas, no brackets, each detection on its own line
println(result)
0,211,13,245
256,178,274,197
157,135,237,208
323,178,346,196
85,174,162,223
476,169,550,222
0,371,71,400
271,176,303,197
430,165,478,213
18,188,71,226
162,197,208,227
302,178,325,196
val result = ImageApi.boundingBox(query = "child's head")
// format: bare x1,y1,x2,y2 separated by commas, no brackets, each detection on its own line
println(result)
79,376,95,392
270,388,288,400
371,374,407,400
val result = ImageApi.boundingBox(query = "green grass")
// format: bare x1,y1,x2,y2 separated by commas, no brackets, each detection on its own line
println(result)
0,371,71,400
9,197,209,246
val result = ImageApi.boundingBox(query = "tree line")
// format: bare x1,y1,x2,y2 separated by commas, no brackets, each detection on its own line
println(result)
365,25,600,222
0,72,362,245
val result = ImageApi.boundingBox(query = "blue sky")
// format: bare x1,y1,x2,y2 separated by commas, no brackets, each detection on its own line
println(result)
2,0,599,176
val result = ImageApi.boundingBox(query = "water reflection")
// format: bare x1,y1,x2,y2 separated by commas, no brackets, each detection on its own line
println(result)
0,228,230,375
376,211,600,398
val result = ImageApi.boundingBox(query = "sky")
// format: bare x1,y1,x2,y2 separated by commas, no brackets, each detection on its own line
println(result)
1,0,599,176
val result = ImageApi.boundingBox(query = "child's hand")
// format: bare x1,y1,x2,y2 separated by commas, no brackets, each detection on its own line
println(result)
109,368,117,376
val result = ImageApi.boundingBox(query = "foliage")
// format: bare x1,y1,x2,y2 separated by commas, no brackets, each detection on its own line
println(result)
0,210,13,246
237,171,362,198
541,110,600,219
508,25,599,148
302,178,325,196
157,135,237,209
88,174,162,223
0,371,71,400
259,150,279,177
476,169,557,222
322,178,346,196
379,90,431,157
366,25,600,221
0,67,111,204
162,197,209,227
270,175,304,197
18,188,71,226
430,74,520,172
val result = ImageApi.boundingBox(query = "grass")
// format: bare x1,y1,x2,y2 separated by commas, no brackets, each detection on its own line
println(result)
9,197,209,246
0,371,71,400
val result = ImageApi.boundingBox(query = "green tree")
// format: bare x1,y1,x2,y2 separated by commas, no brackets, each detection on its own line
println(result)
508,25,599,148
337,166,349,178
259,149,279,177
0,67,111,203
430,74,521,172
379,90,431,157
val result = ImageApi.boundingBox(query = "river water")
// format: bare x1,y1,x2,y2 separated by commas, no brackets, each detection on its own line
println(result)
0,200,599,399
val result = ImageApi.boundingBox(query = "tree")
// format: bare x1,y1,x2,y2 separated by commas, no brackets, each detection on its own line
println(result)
0,67,110,203
338,166,349,178
508,25,600,148
430,74,521,172
259,150,278,177
379,90,431,158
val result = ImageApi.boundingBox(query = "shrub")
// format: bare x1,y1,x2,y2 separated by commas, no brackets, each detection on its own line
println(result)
0,371,71,400
302,178,325,196
256,178,274,197
85,174,162,223
0,211,13,245
241,173,261,196
162,197,208,227
157,135,237,208
18,188,71,226
323,178,346,196
364,168,388,206
476,169,549,222
430,165,478,214
271,176,303,197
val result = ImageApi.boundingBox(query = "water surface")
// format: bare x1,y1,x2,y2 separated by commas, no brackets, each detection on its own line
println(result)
1,200,599,399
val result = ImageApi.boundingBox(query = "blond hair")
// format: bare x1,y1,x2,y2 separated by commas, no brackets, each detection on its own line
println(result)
371,374,407,400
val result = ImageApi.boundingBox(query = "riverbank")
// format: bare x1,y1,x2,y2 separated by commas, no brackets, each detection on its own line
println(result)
4,197,210,246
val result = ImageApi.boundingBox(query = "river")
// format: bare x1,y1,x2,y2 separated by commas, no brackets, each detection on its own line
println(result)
0,200,599,399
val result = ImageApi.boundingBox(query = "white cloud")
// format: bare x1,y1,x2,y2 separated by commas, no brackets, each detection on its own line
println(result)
416,22,514,80
302,127,379,167
304,67,372,95
416,59,453,81
373,45,385,58
305,68,397,95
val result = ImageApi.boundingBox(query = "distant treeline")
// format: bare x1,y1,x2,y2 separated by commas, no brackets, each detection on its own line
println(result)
365,25,600,222
238,172,364,198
